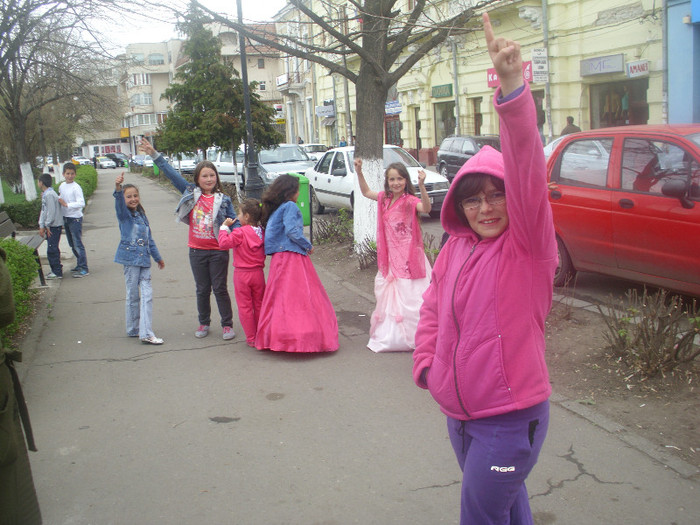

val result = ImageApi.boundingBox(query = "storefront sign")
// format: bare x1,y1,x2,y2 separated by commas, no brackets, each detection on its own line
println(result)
385,100,402,115
626,60,649,78
580,54,625,76
487,61,533,88
432,84,453,98
276,73,289,87
315,104,335,117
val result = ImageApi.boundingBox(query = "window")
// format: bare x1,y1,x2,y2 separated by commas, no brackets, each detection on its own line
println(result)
131,53,144,63
621,139,696,195
331,152,346,175
258,59,265,69
131,73,151,86
557,139,613,187
317,152,333,174
258,81,266,91
130,93,153,105
148,53,165,65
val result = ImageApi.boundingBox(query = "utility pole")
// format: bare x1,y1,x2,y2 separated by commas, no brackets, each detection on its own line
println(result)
238,0,263,199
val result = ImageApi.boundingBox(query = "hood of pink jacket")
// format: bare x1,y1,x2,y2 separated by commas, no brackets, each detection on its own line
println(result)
441,145,505,239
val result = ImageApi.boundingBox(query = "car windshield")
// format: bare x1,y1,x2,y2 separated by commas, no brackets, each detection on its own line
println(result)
382,147,421,168
259,145,310,164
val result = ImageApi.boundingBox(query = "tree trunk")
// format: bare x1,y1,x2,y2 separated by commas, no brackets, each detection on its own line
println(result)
13,117,37,201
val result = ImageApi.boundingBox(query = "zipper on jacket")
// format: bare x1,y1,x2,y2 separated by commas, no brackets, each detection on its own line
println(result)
450,242,477,418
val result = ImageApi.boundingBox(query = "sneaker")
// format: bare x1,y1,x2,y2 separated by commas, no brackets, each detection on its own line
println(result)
72,269,89,278
141,335,164,345
222,326,236,340
46,272,63,280
195,325,209,338
70,266,79,273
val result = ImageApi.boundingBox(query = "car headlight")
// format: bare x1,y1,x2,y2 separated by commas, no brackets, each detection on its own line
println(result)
432,181,450,191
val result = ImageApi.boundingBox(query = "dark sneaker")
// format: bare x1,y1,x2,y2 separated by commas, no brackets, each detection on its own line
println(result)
72,269,89,278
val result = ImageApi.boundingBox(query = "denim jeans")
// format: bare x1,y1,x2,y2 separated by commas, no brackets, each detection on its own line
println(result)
46,226,63,276
188,248,232,327
63,217,87,271
123,265,154,339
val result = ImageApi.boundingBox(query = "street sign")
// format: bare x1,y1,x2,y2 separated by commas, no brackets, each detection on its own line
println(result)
532,48,548,83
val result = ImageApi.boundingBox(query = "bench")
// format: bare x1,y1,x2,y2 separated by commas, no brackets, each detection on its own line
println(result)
0,211,46,286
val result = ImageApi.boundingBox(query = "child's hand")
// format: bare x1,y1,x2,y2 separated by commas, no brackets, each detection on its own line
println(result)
417,170,426,185
483,12,523,97
157,260,165,269
139,137,155,156
307,246,315,255
115,173,124,188
223,218,234,227
58,198,67,207
39,227,46,238
353,158,363,172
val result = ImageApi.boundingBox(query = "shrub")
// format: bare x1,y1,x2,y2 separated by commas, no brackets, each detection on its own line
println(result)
597,288,700,379
0,238,39,347
355,237,377,270
313,208,353,245
0,199,42,227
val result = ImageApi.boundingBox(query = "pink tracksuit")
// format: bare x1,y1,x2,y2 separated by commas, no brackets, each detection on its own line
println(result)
218,225,266,345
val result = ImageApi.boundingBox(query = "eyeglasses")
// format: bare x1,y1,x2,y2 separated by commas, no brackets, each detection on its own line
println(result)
460,191,506,211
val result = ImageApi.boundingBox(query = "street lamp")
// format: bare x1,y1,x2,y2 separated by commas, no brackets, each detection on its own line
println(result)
237,0,264,199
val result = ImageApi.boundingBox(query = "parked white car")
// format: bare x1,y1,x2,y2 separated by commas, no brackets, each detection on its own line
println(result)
214,149,245,188
173,153,201,174
96,156,116,169
301,143,328,161
305,145,450,218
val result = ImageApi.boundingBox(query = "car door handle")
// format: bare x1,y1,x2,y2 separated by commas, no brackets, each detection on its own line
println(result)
549,190,562,200
619,199,635,209
327,178,331,183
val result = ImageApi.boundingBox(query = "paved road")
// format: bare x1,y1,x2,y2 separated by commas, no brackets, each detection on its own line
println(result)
16,170,700,524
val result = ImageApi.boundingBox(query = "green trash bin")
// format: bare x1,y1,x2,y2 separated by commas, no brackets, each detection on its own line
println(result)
289,172,311,227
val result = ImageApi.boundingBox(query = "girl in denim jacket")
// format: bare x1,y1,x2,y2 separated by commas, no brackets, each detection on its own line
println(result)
114,173,165,345
140,138,238,341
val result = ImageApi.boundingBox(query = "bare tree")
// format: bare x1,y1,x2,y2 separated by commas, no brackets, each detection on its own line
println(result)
186,0,497,242
0,0,125,200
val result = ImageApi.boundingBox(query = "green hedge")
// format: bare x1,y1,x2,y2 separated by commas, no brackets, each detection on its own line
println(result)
0,166,98,227
0,238,39,348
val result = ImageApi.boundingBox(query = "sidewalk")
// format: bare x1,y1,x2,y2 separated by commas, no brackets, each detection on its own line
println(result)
17,171,700,524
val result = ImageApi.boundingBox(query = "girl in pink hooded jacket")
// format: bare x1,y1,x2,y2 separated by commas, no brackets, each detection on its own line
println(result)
413,13,557,524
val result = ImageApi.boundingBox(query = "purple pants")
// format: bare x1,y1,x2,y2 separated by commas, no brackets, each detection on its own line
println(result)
447,400,549,525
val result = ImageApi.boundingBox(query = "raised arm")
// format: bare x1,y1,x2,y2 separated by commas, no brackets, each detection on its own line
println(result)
483,12,524,97
415,170,431,214
353,158,379,201
139,137,189,194
113,172,131,222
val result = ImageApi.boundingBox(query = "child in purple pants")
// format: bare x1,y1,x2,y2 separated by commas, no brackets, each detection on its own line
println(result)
413,12,558,524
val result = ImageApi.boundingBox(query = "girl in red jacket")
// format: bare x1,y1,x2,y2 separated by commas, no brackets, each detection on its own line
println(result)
413,13,557,524
218,199,266,347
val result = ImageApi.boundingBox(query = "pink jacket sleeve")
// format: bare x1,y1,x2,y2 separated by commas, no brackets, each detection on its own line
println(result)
217,228,244,251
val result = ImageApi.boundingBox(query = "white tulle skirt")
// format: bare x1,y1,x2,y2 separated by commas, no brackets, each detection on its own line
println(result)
367,255,431,353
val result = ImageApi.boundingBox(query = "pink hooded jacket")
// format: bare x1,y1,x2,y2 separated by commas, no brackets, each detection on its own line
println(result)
412,83,557,421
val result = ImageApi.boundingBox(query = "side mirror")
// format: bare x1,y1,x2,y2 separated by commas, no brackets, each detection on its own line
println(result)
662,179,695,209
332,168,347,177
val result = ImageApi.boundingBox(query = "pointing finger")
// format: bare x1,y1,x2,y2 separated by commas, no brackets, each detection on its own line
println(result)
483,12,495,48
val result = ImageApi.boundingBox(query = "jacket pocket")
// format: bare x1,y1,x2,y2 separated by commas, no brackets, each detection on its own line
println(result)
454,335,513,415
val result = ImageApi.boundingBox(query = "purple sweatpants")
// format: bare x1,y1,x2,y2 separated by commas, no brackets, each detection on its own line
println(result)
447,400,549,525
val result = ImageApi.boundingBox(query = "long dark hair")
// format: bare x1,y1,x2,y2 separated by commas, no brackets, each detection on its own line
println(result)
122,183,147,217
383,162,416,196
194,160,222,193
261,175,299,227
451,173,505,227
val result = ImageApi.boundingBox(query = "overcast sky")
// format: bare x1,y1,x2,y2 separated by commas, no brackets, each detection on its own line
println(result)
105,0,288,52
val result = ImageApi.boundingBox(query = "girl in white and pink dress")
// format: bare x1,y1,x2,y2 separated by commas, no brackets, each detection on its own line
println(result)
354,159,432,352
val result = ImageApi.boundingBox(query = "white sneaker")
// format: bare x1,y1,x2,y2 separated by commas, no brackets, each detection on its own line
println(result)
141,336,164,345
46,272,63,279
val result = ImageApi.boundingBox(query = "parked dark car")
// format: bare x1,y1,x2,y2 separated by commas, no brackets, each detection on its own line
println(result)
105,153,129,167
436,135,501,181
547,124,700,296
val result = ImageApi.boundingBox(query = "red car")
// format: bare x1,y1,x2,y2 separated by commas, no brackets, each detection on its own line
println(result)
546,124,700,297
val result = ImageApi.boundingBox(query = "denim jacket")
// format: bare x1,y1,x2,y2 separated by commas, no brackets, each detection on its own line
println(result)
152,153,236,240
264,201,312,256
114,190,162,267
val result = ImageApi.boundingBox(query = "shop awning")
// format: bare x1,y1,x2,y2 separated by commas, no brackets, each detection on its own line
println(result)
321,117,336,126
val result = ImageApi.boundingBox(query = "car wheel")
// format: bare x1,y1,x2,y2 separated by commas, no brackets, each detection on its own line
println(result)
554,236,576,287
311,187,324,215
439,163,449,180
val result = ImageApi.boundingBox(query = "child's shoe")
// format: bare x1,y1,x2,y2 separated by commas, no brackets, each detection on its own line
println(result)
195,325,209,338
222,326,235,340
73,269,89,278
46,272,62,279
